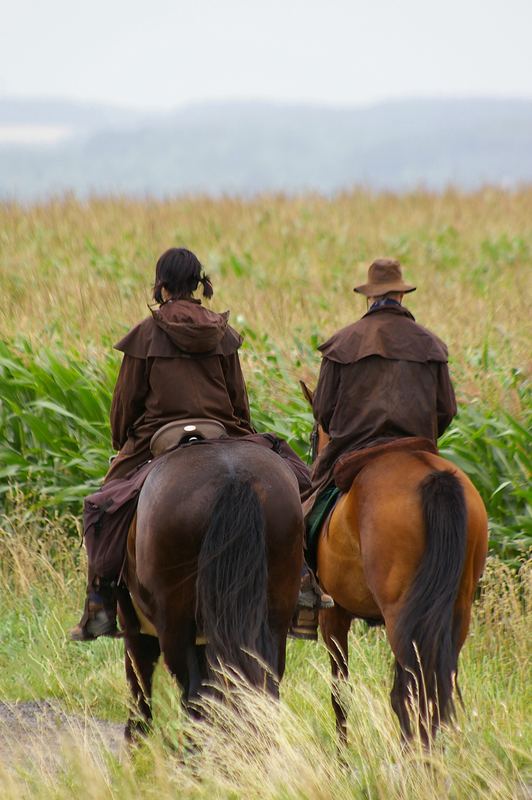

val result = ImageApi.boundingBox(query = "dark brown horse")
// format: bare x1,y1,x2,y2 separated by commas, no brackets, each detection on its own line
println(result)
302,384,488,747
120,439,303,740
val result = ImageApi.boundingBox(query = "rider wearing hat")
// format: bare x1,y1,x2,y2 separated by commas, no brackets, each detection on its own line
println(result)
310,257,457,492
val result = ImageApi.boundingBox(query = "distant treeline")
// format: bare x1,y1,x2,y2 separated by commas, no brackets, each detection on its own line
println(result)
1,97,532,200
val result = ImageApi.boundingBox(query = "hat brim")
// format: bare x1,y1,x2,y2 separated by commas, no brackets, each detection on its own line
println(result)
353,281,416,296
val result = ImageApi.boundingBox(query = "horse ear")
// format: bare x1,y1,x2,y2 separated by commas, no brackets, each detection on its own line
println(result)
299,380,314,408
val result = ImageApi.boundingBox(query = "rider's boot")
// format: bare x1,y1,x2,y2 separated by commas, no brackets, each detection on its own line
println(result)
298,570,334,610
289,566,334,641
69,578,120,641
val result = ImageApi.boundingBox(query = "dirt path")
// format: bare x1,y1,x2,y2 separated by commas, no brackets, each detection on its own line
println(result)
0,700,124,767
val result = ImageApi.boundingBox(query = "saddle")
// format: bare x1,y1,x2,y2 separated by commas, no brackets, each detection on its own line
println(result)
150,418,227,456
333,436,438,492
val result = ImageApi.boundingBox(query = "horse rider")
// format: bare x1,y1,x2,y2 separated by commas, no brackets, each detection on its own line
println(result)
71,247,317,641
70,247,302,641
308,257,457,496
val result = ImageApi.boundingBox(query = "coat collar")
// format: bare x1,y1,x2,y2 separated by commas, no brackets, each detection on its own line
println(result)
362,304,415,322
161,297,201,306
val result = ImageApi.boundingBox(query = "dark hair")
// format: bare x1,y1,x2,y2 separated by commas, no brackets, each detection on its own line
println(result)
153,248,214,304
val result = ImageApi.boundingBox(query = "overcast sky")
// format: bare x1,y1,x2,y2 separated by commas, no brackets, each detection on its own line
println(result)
2,0,532,110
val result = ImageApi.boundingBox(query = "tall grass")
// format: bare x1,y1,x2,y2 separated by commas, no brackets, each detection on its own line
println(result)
0,340,114,507
1,190,530,550
0,337,529,562
1,190,530,409
440,401,531,565
0,509,530,798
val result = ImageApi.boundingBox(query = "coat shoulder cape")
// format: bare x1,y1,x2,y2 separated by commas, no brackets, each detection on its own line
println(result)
318,307,448,364
114,315,243,359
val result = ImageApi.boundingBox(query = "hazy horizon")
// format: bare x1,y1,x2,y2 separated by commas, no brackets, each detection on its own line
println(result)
2,96,531,199
3,92,532,115
3,1,531,198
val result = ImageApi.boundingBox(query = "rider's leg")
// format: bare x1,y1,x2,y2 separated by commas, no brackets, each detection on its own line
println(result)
70,441,150,642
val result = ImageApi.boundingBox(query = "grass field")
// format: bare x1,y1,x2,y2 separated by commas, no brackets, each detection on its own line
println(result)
0,190,531,797
1,191,531,401
0,512,530,798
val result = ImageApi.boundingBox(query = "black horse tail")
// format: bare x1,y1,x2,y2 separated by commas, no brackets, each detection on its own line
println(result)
394,469,467,736
196,476,274,689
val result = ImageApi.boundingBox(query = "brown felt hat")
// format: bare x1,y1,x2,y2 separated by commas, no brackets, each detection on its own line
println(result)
354,258,416,296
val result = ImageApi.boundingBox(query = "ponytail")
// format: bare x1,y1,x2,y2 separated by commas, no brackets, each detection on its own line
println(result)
200,273,214,299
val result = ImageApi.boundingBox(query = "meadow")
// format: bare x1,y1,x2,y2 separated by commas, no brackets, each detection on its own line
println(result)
0,189,531,797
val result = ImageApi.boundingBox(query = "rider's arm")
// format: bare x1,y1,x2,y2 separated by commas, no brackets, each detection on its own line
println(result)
110,354,149,450
312,357,341,434
221,352,253,429
436,362,457,437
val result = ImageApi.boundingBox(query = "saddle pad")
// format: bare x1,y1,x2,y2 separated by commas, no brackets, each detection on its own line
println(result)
333,436,437,493
305,485,341,572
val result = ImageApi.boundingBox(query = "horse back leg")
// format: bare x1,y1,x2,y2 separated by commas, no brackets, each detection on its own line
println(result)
266,631,284,700
319,603,352,747
269,561,303,697
450,517,489,707
159,621,206,719
123,631,161,741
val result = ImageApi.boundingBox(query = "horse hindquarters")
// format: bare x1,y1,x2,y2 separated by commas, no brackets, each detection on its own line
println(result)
391,470,468,742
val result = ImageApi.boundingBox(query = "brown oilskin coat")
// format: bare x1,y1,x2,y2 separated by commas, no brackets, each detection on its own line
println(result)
310,304,456,490
105,298,253,482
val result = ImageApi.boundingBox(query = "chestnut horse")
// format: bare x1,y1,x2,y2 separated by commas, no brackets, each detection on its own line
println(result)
301,384,488,746
119,439,303,740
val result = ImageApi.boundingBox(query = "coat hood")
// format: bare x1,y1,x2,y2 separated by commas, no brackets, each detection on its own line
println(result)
152,299,229,354
114,299,242,359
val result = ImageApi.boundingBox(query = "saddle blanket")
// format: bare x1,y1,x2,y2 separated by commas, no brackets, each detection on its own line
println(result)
333,436,437,492
305,484,341,572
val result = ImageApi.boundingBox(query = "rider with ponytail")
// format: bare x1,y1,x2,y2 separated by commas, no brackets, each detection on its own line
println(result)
106,247,254,482
70,247,256,640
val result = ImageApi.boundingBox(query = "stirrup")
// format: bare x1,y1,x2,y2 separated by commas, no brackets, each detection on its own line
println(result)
288,607,319,641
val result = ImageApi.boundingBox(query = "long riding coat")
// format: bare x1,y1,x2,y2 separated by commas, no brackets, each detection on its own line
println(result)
310,304,457,489
106,298,253,481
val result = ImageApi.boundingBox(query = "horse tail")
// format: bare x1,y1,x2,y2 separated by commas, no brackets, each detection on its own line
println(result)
196,476,274,688
395,469,467,733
